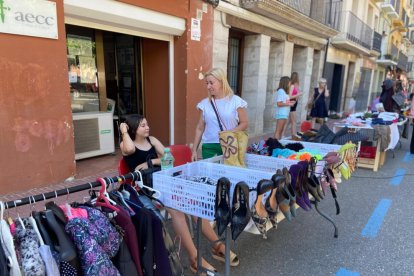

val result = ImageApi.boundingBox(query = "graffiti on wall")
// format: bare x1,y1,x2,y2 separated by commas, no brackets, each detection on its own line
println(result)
12,117,73,154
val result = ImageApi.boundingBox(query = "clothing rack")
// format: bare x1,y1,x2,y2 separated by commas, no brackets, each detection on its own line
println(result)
3,171,141,209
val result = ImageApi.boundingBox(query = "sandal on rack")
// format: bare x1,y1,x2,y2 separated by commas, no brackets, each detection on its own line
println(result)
211,242,240,267
190,258,217,275
251,179,273,239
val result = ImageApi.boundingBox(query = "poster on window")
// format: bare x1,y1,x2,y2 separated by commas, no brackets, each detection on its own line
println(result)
78,56,97,83
67,55,78,83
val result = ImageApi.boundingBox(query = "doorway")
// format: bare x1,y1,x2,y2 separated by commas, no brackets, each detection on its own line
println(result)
103,32,143,118
325,62,345,112
103,32,170,145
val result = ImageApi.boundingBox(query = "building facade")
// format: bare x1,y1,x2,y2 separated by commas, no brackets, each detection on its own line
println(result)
2,0,413,194
0,0,216,193
212,0,339,135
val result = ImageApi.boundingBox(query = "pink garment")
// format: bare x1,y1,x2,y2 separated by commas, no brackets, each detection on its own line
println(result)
59,205,88,220
292,85,298,96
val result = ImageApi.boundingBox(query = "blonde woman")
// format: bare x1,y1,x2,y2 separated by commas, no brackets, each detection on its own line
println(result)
310,78,330,128
192,67,248,160
273,76,295,139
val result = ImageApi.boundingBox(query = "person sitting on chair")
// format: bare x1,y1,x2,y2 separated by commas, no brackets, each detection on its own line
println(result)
120,115,238,274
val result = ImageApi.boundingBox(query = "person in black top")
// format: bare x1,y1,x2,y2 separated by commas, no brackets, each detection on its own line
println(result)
120,114,238,273
120,115,164,171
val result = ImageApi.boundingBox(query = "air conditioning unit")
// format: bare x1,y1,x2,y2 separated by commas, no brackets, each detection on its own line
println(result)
72,112,115,160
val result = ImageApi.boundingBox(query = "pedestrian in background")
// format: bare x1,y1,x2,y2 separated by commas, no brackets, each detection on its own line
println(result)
309,78,329,129
284,72,302,139
273,76,295,139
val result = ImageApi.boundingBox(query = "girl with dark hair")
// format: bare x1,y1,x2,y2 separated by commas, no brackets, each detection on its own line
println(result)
119,115,164,171
273,76,295,139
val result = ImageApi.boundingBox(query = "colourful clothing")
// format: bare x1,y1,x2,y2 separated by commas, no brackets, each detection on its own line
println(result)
65,206,121,276
197,95,247,143
274,88,290,119
290,85,298,112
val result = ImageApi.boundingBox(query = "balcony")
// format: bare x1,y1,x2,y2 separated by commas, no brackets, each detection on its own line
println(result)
371,31,382,56
377,44,398,66
240,0,339,38
398,52,408,70
381,0,399,19
331,11,373,55
408,62,413,72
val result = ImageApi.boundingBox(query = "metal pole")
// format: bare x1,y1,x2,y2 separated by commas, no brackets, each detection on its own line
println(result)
225,228,230,276
196,217,202,276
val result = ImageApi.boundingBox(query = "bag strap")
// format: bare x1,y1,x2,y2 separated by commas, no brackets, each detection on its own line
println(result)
210,99,224,131
312,90,323,105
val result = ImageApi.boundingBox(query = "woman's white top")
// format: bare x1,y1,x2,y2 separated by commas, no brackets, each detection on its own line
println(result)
197,95,247,143
274,88,290,118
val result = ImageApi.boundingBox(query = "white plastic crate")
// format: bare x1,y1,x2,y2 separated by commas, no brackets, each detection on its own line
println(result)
153,162,273,220
202,153,298,173
279,139,341,155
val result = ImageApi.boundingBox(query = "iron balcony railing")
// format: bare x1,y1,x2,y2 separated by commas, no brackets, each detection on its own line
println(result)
277,0,342,30
372,31,382,52
341,11,373,50
391,44,399,58
407,61,413,72
398,52,408,70
382,44,399,61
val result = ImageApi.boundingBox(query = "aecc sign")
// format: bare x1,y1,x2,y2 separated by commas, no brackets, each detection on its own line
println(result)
0,0,58,39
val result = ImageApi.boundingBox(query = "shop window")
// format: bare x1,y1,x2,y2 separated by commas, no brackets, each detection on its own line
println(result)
66,25,99,113
227,30,244,96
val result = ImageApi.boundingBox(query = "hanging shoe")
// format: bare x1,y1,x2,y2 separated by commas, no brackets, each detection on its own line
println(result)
214,177,231,236
282,167,297,218
265,173,285,228
297,161,312,210
289,164,310,211
251,179,273,239
276,185,292,222
231,181,250,241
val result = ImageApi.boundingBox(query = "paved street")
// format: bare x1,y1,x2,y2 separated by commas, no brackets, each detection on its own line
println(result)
179,137,414,276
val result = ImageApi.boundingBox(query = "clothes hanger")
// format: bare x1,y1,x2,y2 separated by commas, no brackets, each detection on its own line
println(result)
14,200,25,230
93,178,120,213
134,170,161,199
28,196,44,245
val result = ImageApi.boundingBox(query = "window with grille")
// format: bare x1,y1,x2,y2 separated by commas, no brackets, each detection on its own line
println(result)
227,30,244,96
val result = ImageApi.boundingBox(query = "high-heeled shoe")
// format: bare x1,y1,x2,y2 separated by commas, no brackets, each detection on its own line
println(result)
282,167,296,217
310,173,324,200
276,184,292,222
231,181,250,241
307,175,322,202
297,161,312,210
251,179,273,239
214,177,231,236
265,174,285,228
289,164,310,211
